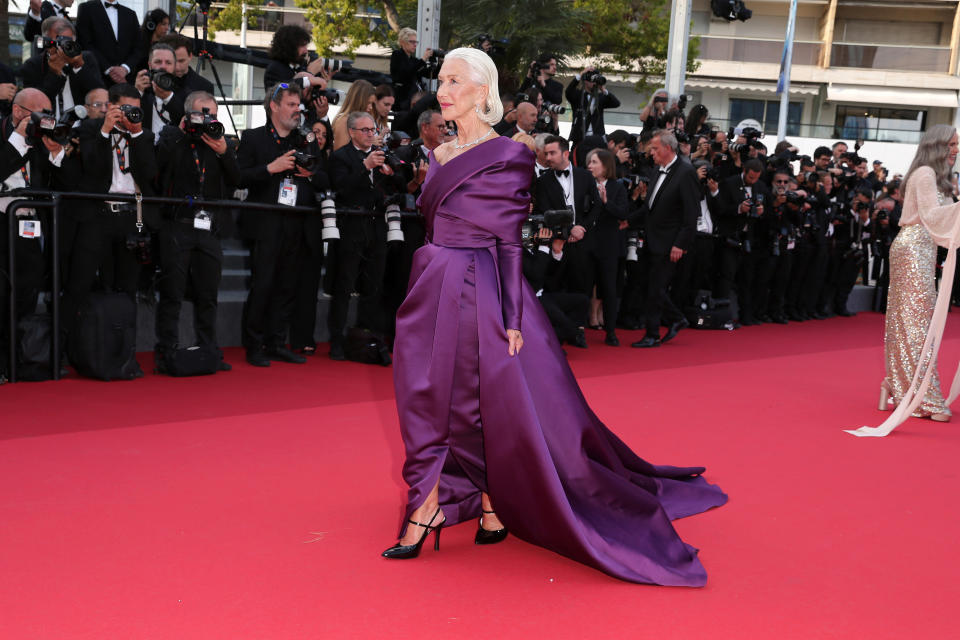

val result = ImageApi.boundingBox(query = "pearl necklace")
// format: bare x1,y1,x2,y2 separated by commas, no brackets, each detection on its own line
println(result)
452,127,494,150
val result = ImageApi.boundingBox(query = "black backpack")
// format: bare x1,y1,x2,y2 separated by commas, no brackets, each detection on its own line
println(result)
685,290,736,331
158,345,220,377
68,292,143,381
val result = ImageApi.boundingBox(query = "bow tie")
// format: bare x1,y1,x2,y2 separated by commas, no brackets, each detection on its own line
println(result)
555,169,570,178
659,168,669,175
538,168,550,176
104,2,118,8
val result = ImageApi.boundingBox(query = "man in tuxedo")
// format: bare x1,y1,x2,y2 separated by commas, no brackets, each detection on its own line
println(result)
20,17,104,119
714,158,772,325
133,44,184,146
159,33,215,96
326,111,401,361
0,88,80,379
24,0,74,44
566,66,620,147
153,91,239,373
237,83,327,367
629,130,699,348
75,0,141,86
61,83,157,342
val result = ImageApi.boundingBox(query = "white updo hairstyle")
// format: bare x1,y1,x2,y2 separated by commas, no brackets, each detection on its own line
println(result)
442,47,504,127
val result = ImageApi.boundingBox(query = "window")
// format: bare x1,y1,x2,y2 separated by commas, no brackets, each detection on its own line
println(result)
833,106,925,144
728,98,802,136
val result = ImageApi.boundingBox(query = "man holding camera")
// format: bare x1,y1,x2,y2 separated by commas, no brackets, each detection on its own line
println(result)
158,33,215,96
24,0,74,44
521,54,564,107
75,0,141,86
237,83,328,367
62,83,157,339
326,111,400,361
134,43,184,146
21,16,103,119
0,88,80,380
153,91,239,373
820,186,871,317
566,66,619,147
714,158,772,325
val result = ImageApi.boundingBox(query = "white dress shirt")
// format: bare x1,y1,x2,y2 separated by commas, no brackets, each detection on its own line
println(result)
1,131,64,214
555,164,575,209
648,154,678,206
101,129,142,198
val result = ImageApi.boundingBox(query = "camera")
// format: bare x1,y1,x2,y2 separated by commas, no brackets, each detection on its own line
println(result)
673,128,690,145
583,70,606,87
25,110,60,145
184,107,224,140
477,34,508,56
292,151,317,172
542,102,565,115
385,203,404,243
524,208,575,245
41,35,82,58
853,199,873,214
625,230,641,262
310,86,341,105
745,193,765,219
119,104,144,124
149,69,177,92
784,191,806,207
316,57,352,74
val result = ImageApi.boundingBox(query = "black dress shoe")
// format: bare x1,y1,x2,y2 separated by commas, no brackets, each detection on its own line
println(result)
604,333,620,347
266,346,307,364
218,360,232,372
631,335,661,348
572,329,588,349
246,348,271,367
836,308,856,317
810,311,827,320
771,314,789,325
661,317,689,344
329,343,346,361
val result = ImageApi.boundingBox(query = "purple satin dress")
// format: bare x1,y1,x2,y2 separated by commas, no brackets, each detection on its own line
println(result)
393,137,727,586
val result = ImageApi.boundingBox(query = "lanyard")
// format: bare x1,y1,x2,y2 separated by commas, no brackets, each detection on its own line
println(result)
111,133,131,174
190,143,206,190
19,163,29,187
154,97,170,125
268,123,286,147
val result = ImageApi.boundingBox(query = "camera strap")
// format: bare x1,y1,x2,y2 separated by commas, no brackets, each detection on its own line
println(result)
189,143,206,190
133,183,144,233
111,133,131,174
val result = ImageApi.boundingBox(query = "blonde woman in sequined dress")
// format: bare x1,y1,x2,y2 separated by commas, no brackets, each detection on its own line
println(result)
878,125,960,425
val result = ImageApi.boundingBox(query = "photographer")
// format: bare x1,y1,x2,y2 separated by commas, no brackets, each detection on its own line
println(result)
20,16,104,119
640,89,669,132
0,88,80,381
520,53,563,107
566,66,619,146
159,33,215,96
871,178,901,311
291,71,333,127
522,228,590,349
153,91,239,373
757,171,805,324
670,159,718,313
784,170,831,321
819,186,871,317
715,158,772,325
133,43,184,146
263,25,331,93
62,83,158,348
326,111,402,361
390,28,432,111
24,0,74,44
237,82,328,367
493,92,518,136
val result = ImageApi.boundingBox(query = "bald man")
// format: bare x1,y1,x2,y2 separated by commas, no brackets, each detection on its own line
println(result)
515,101,538,136
0,88,80,380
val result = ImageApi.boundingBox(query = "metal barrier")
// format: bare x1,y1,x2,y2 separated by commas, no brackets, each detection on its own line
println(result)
4,189,384,383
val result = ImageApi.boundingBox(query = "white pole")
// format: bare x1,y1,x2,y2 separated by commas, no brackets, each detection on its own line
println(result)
777,0,799,141
416,0,442,92
664,0,692,104
240,4,253,132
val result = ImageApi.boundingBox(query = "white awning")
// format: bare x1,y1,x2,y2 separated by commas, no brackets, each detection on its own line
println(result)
826,84,959,108
685,78,820,96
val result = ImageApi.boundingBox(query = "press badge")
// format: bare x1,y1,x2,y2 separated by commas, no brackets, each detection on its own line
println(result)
194,210,212,231
278,178,298,206
19,219,41,239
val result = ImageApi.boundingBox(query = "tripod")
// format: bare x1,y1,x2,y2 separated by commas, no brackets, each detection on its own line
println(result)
176,0,238,133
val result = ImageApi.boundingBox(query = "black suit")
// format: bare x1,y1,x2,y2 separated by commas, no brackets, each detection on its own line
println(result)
23,1,71,43
327,143,399,347
178,68,215,96
75,0,142,84
141,88,186,145
154,126,241,355
263,60,303,93
519,76,563,107
390,49,428,110
629,158,699,337
20,51,104,116
566,78,620,146
237,123,327,352
522,246,589,345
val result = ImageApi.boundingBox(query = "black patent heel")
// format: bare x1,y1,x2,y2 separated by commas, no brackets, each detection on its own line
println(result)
382,508,445,559
474,509,509,545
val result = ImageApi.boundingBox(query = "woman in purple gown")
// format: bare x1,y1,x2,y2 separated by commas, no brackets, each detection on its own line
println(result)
382,48,727,586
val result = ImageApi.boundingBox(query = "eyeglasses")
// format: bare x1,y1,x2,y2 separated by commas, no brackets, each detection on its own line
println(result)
351,127,377,135
86,101,107,109
271,82,290,102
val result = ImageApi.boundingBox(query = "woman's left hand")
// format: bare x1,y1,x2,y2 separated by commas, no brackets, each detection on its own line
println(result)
507,329,524,356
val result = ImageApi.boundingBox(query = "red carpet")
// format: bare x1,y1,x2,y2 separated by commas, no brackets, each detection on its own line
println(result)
2,314,959,639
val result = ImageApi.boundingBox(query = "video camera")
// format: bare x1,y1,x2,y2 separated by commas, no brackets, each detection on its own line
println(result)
523,208,575,245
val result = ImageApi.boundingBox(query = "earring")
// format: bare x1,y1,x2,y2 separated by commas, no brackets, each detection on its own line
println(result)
475,104,483,117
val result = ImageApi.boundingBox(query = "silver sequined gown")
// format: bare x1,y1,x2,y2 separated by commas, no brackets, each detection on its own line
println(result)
884,196,951,417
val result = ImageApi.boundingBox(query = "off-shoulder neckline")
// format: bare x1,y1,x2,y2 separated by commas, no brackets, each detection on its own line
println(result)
430,135,511,168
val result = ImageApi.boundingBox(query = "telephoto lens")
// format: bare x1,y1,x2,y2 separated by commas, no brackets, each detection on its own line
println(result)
319,193,340,241
385,203,404,243
625,231,640,262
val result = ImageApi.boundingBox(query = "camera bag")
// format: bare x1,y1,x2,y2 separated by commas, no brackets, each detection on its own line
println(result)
685,290,736,331
160,345,219,377
16,313,53,381
344,327,392,366
68,292,143,381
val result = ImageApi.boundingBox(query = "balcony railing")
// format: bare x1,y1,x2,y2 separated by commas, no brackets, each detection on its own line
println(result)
831,43,951,73
697,35,822,66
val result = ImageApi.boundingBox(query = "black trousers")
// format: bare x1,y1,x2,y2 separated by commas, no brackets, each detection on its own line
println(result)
572,242,619,336
671,233,716,311
714,241,739,300
819,244,861,313
327,216,387,346
243,213,304,350
0,219,44,373
539,291,589,343
752,251,777,318
155,221,222,352
766,248,793,317
62,210,141,340
644,252,683,337
289,218,324,351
